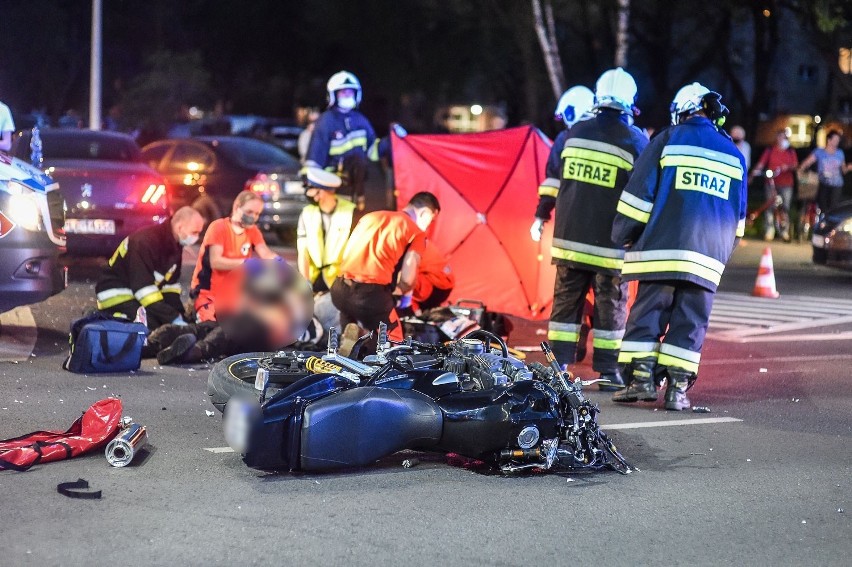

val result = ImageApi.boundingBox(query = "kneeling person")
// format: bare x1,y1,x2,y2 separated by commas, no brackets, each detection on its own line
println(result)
96,207,204,330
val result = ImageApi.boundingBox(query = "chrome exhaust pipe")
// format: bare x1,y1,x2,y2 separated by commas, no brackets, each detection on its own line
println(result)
105,421,148,467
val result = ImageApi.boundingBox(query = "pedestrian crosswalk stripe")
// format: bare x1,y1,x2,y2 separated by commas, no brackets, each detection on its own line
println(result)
707,292,852,342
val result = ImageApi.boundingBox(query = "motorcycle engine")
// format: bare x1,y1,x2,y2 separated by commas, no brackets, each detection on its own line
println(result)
442,338,532,390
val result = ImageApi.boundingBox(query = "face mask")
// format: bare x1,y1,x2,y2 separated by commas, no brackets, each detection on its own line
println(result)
779,139,790,150
240,213,257,227
179,234,199,247
336,96,356,111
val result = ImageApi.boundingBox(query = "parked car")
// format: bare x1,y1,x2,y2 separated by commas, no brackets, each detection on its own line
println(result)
0,152,66,312
812,200,852,270
14,129,170,257
141,136,305,237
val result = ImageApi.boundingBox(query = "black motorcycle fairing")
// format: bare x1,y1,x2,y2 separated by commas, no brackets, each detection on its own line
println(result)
435,380,561,460
243,373,357,470
373,368,463,400
300,387,443,471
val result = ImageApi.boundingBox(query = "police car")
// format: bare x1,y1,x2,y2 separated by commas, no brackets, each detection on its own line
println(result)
0,152,66,312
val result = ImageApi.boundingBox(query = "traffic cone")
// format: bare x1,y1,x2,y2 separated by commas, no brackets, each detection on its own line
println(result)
752,247,780,298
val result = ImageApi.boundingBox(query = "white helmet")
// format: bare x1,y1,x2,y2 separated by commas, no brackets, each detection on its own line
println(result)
594,68,637,114
670,82,710,125
326,71,362,108
554,86,595,128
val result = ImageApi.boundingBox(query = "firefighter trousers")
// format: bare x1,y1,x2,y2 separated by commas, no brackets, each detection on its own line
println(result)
617,280,714,377
548,265,628,372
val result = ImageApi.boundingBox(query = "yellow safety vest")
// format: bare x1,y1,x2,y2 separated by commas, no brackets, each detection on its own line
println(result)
297,199,355,288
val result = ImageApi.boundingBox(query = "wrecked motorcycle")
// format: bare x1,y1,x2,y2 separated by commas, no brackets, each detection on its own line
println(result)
217,325,631,475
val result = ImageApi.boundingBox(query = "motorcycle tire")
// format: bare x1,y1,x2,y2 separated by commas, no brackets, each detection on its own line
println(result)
207,352,280,412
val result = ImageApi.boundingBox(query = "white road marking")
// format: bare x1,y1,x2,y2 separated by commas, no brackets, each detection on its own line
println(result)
0,306,38,362
604,417,743,430
204,447,235,453
702,353,852,366
708,292,852,342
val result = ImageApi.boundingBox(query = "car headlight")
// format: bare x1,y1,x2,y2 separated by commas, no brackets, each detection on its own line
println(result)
223,398,260,454
840,218,852,233
6,191,42,231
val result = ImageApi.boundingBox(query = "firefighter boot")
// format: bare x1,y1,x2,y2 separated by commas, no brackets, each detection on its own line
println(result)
664,368,694,411
597,368,625,391
612,359,658,403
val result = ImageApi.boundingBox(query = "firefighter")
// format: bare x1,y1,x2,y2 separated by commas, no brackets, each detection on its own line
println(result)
96,206,205,330
296,167,355,293
304,71,382,210
330,192,439,345
533,69,649,390
531,85,595,243
611,83,746,410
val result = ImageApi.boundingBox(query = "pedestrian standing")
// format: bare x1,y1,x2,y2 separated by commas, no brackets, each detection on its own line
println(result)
798,129,847,215
612,83,747,410
534,69,649,390
750,130,798,241
730,125,751,170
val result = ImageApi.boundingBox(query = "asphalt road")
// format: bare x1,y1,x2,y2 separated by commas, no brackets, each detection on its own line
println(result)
0,239,850,566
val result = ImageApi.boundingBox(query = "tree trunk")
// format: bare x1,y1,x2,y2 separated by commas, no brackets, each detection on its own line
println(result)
531,0,565,98
615,0,630,68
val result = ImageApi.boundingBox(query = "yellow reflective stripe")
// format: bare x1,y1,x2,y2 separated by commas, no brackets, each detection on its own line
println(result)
328,136,368,156
96,294,134,309
622,260,722,285
161,284,181,294
108,238,129,267
736,219,745,238
616,200,650,223
548,330,579,342
657,353,700,373
538,185,559,197
561,147,633,171
551,247,624,270
618,351,659,363
659,155,742,179
593,338,622,350
138,291,164,307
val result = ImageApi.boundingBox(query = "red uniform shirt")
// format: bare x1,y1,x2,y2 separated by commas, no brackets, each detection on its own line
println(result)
339,211,426,286
191,218,265,319
412,241,455,303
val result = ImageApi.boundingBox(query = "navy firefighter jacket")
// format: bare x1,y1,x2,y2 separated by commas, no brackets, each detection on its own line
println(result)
538,109,649,276
304,108,380,172
612,115,748,292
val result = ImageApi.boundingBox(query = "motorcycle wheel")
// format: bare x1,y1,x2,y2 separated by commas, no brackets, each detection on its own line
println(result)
207,352,280,412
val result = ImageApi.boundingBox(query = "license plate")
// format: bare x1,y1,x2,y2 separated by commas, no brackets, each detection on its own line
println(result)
65,218,116,235
284,181,304,195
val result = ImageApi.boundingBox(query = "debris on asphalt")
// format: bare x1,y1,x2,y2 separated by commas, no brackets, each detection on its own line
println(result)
566,478,575,483
839,508,845,513
205,410,215,417
746,459,751,462
791,398,800,403
402,458,420,468
692,406,711,413
161,407,167,410
759,368,768,373
57,478,101,499
802,520,807,524
690,452,706,456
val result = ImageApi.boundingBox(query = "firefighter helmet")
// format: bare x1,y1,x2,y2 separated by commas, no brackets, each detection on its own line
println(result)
554,86,595,128
326,71,362,108
594,68,637,114
670,82,729,126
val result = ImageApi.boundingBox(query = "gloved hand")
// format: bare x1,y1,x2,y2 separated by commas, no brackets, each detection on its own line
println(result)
171,316,189,326
396,293,413,309
530,218,545,242
392,123,408,138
